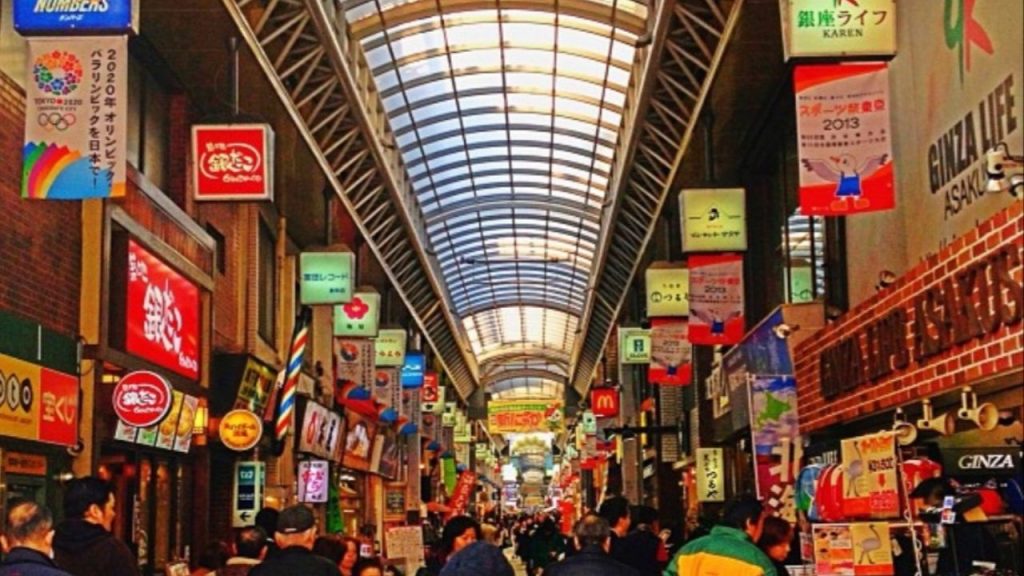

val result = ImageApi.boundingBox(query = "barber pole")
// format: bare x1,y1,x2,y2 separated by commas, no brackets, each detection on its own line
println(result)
273,308,311,453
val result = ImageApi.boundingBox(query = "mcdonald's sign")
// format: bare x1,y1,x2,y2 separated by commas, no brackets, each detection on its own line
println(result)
590,388,619,418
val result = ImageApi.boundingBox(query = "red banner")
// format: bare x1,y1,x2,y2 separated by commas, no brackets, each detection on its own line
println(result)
422,371,439,403
648,318,692,385
590,388,620,418
192,124,273,201
795,63,894,215
447,471,477,519
126,240,201,379
688,254,744,345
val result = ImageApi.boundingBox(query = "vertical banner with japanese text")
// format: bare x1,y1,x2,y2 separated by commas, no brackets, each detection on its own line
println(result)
333,338,374,389
648,319,692,385
688,254,744,344
23,36,127,199
695,447,725,502
796,63,894,216
750,376,801,521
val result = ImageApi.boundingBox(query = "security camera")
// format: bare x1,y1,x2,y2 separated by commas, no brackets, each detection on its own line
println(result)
985,143,1023,198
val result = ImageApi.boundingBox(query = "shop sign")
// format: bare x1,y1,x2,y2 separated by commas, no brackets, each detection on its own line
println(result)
297,459,329,503
447,471,477,519
645,265,689,317
679,188,747,252
423,383,444,415
487,400,564,434
590,388,619,418
113,371,173,428
819,242,1022,400
649,318,692,385
782,0,896,59
333,292,380,337
3,451,47,476
695,447,725,502
453,413,471,444
475,443,490,462
384,484,407,520
125,240,201,380
619,328,651,364
218,409,263,452
297,401,342,461
0,352,78,447
421,370,439,404
299,252,354,305
442,402,457,428
234,358,275,413
795,63,894,216
688,254,745,344
580,410,597,435
399,352,425,389
232,461,265,527
841,432,899,518
373,368,399,409
22,36,127,199
14,0,136,35
191,124,274,201
374,329,407,367
940,447,1021,477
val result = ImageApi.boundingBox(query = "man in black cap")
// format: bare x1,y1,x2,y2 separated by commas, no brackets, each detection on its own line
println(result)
249,505,340,576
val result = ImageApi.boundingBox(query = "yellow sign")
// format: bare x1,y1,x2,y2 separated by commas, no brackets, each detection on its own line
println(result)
679,188,747,252
374,329,407,367
619,328,651,364
696,447,725,502
219,409,263,451
646,265,689,317
782,0,896,59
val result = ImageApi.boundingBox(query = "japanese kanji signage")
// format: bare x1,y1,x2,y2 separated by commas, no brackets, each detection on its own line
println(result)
333,291,380,337
679,188,747,252
298,459,330,503
218,409,263,452
191,124,274,201
590,388,619,418
373,368,399,409
0,352,79,447
487,400,564,434
796,63,895,216
688,254,744,345
333,338,374,390
750,377,801,521
645,264,689,317
422,378,444,414
374,329,407,367
299,251,354,305
441,401,457,428
649,319,692,386
447,471,477,519
14,0,136,34
112,370,172,429
841,432,899,519
619,328,651,364
23,36,127,199
782,0,896,60
125,240,201,379
696,447,725,502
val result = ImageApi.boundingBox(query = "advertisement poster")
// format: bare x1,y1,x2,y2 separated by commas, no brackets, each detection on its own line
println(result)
155,391,185,451
679,188,747,252
386,526,424,564
851,523,894,575
688,253,744,344
0,353,79,447
342,410,377,471
23,36,127,199
126,240,201,380
298,460,329,503
795,63,894,216
298,401,343,461
372,433,401,479
648,318,692,385
841,432,899,519
384,484,406,521
333,337,374,390
814,524,855,576
645,265,689,317
487,400,564,434
234,358,275,413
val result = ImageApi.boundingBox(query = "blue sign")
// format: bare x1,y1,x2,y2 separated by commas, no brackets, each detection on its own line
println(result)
740,309,793,376
232,461,264,527
400,352,425,389
14,0,135,35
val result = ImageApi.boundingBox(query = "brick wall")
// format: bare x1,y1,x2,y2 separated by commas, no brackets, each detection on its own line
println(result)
0,71,81,337
794,202,1024,433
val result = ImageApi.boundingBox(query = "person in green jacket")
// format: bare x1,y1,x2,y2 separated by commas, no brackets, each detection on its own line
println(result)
663,494,777,576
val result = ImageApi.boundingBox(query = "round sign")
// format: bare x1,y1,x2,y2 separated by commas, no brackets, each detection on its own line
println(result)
219,409,263,451
113,371,173,428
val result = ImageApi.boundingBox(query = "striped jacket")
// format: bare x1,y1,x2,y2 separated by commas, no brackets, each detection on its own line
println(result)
663,525,777,576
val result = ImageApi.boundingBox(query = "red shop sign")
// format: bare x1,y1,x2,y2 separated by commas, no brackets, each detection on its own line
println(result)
113,370,173,428
191,124,274,201
422,372,439,403
126,240,201,379
590,388,620,418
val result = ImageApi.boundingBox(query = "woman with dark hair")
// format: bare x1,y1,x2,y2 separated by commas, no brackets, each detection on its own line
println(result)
757,516,794,576
353,557,384,576
415,516,481,576
313,536,360,576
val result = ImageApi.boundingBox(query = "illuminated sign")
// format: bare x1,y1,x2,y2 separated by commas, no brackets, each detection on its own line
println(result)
619,328,651,364
113,371,172,429
487,400,564,434
375,329,407,367
645,265,689,317
298,460,330,503
191,124,274,201
400,352,425,389
679,188,747,252
299,252,354,305
782,0,896,60
14,0,136,35
590,388,620,418
0,353,78,447
696,448,725,502
218,409,263,452
333,291,380,337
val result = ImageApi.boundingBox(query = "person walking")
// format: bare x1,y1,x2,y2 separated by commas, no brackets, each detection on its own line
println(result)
525,518,564,575
0,501,73,576
415,516,480,576
619,506,667,576
218,526,269,576
439,541,514,576
596,496,631,566
52,477,139,576
544,514,639,576
662,494,777,576
249,505,340,576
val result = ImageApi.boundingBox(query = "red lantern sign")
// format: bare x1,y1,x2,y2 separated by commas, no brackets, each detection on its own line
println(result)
191,124,274,201
113,371,173,428
590,388,620,418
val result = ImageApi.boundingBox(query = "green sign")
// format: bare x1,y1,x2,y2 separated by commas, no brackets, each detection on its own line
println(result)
300,252,354,305
453,413,471,444
679,188,747,253
646,265,690,317
442,402,457,428
333,291,380,337
619,328,651,364
475,443,490,462
374,329,407,367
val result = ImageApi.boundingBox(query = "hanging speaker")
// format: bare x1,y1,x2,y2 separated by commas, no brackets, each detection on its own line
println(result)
892,407,917,446
916,399,954,436
957,386,1000,431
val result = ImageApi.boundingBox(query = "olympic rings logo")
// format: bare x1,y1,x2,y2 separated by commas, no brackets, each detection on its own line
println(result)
37,112,76,132
33,50,83,96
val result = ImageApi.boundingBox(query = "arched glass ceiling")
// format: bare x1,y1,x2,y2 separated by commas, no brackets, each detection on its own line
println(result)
345,0,646,397
490,378,566,400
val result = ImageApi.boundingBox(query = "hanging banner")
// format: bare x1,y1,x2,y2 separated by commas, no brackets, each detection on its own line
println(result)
448,471,477,518
487,400,564,434
648,318,692,386
453,413,471,444
688,253,744,344
421,371,440,409
695,448,725,502
373,368,399,409
298,460,330,503
590,388,619,418
645,265,689,317
298,401,343,461
23,36,127,199
299,252,354,305
619,328,651,364
851,523,894,575
333,292,380,337
781,0,896,60
813,524,855,576
333,338,374,390
841,432,899,519
191,124,274,202
679,188,747,252
234,358,275,413
796,63,894,216
751,376,801,521
0,353,79,447
374,329,407,367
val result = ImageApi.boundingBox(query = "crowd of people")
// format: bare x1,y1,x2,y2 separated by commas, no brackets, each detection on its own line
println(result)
0,477,795,576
